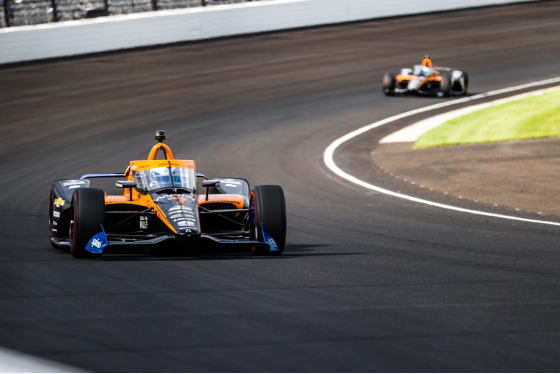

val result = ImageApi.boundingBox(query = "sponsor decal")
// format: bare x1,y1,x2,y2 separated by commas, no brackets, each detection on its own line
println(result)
85,227,107,254
171,214,195,221
54,198,65,208
53,211,60,218
220,179,241,185
63,180,87,186
177,221,194,227
261,224,279,252
174,217,195,223
169,205,193,213
204,199,244,209
155,194,190,204
139,216,148,230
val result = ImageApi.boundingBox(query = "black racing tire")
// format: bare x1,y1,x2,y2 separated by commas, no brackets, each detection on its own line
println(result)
250,185,286,255
70,188,105,258
462,72,469,95
382,73,396,95
450,71,469,96
440,74,452,97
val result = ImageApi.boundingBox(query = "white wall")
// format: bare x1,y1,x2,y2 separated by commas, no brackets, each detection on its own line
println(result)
0,0,534,64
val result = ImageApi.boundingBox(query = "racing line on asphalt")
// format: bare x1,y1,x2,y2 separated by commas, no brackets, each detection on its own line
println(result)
323,77,560,227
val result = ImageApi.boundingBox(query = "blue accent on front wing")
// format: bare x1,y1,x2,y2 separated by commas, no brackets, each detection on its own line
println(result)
85,226,108,254
261,224,279,252
80,173,125,180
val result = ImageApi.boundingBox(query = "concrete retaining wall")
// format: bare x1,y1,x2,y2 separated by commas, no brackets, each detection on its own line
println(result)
0,0,534,64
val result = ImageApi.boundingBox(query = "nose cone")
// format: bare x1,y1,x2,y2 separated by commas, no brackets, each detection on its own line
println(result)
167,202,200,235
154,193,200,236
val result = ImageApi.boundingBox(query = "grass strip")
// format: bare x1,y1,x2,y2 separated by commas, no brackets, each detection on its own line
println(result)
414,88,560,149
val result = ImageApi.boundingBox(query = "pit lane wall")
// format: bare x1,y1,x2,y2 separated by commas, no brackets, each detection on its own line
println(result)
0,0,533,65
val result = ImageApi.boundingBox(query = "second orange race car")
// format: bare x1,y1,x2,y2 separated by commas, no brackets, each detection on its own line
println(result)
382,56,469,97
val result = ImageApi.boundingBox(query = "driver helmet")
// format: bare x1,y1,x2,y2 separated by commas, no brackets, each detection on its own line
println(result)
171,167,183,186
149,168,171,188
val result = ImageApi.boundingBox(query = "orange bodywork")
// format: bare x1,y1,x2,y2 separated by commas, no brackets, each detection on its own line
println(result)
396,72,442,90
396,74,442,82
103,142,247,234
147,142,174,161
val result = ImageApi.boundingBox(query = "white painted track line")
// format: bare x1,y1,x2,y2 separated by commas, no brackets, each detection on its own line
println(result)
380,85,560,144
0,347,82,372
323,77,560,226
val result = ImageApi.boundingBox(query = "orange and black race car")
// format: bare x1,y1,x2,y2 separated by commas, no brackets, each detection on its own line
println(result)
382,60,468,97
49,131,286,258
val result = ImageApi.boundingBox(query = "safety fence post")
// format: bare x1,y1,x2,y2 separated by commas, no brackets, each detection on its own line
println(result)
3,0,9,27
50,0,58,22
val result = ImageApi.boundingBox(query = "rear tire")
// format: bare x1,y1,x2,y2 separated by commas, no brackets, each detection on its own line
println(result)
250,185,286,255
382,73,396,95
461,72,469,95
70,188,105,258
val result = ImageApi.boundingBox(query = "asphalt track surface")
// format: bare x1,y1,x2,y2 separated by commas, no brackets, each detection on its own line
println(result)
2,1,560,372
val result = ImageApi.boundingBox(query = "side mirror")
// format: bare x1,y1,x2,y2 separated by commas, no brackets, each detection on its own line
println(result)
116,181,137,188
202,180,220,201
116,181,136,201
202,180,220,188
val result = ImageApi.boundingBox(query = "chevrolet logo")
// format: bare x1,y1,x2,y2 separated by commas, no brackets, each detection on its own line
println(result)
54,198,65,208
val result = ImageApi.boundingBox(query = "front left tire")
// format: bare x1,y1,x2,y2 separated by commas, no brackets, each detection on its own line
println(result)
440,74,452,97
250,185,286,255
70,188,105,258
